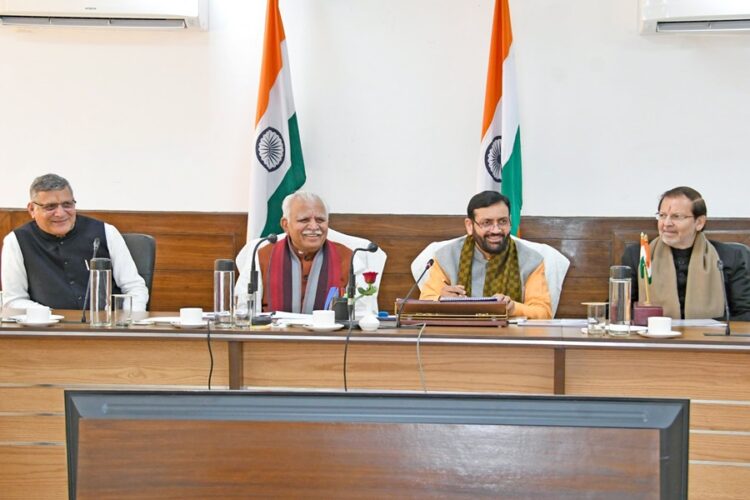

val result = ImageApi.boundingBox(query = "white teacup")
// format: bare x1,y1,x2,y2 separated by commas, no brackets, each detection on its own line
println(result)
312,310,335,327
648,316,672,334
180,307,204,326
26,306,51,324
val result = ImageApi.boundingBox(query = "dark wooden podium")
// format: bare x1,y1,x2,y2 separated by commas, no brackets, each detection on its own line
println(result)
65,391,688,499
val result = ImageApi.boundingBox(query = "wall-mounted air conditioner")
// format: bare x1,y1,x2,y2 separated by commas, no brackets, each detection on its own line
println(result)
0,0,208,30
640,0,750,34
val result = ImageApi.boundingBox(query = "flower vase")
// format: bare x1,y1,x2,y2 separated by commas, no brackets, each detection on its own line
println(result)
358,313,380,332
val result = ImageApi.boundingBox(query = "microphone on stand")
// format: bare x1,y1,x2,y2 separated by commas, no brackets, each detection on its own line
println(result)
248,233,277,325
396,259,434,328
705,259,749,337
346,242,379,324
80,237,101,323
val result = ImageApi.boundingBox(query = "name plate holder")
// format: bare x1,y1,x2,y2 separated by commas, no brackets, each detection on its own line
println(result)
395,299,508,327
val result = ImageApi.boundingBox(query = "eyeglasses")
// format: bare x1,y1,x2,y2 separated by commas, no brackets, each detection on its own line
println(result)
32,200,77,213
473,218,510,230
655,212,694,222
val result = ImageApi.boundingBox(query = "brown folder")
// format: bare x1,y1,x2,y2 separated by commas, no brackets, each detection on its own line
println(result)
395,299,508,327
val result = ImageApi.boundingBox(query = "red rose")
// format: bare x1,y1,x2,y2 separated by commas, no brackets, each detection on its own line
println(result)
363,271,378,284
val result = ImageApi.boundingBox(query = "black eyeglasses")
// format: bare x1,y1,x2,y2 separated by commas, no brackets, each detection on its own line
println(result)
32,200,77,213
473,218,510,230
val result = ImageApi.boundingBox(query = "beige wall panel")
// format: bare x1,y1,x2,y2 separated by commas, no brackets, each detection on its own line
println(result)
566,350,750,400
0,446,67,500
0,338,228,387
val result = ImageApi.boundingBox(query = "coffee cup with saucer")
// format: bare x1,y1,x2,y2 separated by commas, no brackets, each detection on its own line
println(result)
18,306,58,326
304,310,343,332
639,316,682,338
173,308,206,328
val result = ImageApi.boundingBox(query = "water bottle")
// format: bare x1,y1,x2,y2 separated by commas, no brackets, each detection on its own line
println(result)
213,259,235,328
608,265,632,336
89,257,112,327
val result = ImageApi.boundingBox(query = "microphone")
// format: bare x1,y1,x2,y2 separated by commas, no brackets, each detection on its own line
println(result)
80,237,101,323
346,242,379,322
704,259,748,337
396,258,434,328
343,241,379,391
719,260,731,336
248,233,277,325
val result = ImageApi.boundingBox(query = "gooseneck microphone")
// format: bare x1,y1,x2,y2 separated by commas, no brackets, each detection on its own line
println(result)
719,260,731,336
346,242,379,322
396,259,434,328
705,259,748,337
342,241,379,392
248,233,277,325
80,237,101,323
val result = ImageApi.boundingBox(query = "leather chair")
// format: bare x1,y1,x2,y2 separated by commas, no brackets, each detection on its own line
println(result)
725,242,750,270
122,233,156,310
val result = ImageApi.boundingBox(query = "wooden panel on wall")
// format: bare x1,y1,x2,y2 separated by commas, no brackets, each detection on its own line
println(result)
565,350,750,401
0,338,228,387
0,386,65,413
690,464,750,500
0,209,246,311
691,433,750,463
242,341,554,394
0,415,65,443
692,402,750,432
0,446,67,500
2,208,749,316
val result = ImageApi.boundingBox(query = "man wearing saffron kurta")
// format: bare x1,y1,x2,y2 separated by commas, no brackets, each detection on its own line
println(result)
622,186,750,321
420,191,552,319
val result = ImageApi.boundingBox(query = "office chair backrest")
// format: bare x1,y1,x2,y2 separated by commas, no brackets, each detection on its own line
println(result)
122,233,156,309
725,242,750,271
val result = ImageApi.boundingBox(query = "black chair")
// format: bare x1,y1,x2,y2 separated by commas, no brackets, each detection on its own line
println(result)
122,233,156,310
725,242,750,270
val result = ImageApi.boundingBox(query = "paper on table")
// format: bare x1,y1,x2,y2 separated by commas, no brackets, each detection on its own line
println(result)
272,312,314,326
517,319,587,327
672,319,726,327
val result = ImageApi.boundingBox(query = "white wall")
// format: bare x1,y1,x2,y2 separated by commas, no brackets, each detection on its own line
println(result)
1,0,748,219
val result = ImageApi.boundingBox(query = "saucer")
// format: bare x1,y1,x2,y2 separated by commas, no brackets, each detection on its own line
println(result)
170,321,208,328
638,330,682,339
11,314,65,322
17,319,60,327
302,323,344,332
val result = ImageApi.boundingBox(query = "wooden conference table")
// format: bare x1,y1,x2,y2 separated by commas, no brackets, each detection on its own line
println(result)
1,311,749,499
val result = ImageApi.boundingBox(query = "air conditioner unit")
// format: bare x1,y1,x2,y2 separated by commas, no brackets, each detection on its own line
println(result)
0,0,208,30
640,0,750,34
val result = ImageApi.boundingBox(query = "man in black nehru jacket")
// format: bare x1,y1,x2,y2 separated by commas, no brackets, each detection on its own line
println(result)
1,174,148,311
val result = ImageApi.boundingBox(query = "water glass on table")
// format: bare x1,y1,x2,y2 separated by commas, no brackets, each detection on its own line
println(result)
112,294,133,327
234,296,251,328
583,302,607,336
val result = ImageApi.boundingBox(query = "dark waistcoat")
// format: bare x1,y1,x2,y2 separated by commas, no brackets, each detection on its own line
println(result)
14,215,121,309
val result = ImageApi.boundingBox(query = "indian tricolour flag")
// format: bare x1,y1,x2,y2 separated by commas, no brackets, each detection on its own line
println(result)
248,0,306,238
477,0,522,236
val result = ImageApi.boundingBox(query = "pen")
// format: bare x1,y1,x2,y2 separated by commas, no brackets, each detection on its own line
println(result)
324,287,339,310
